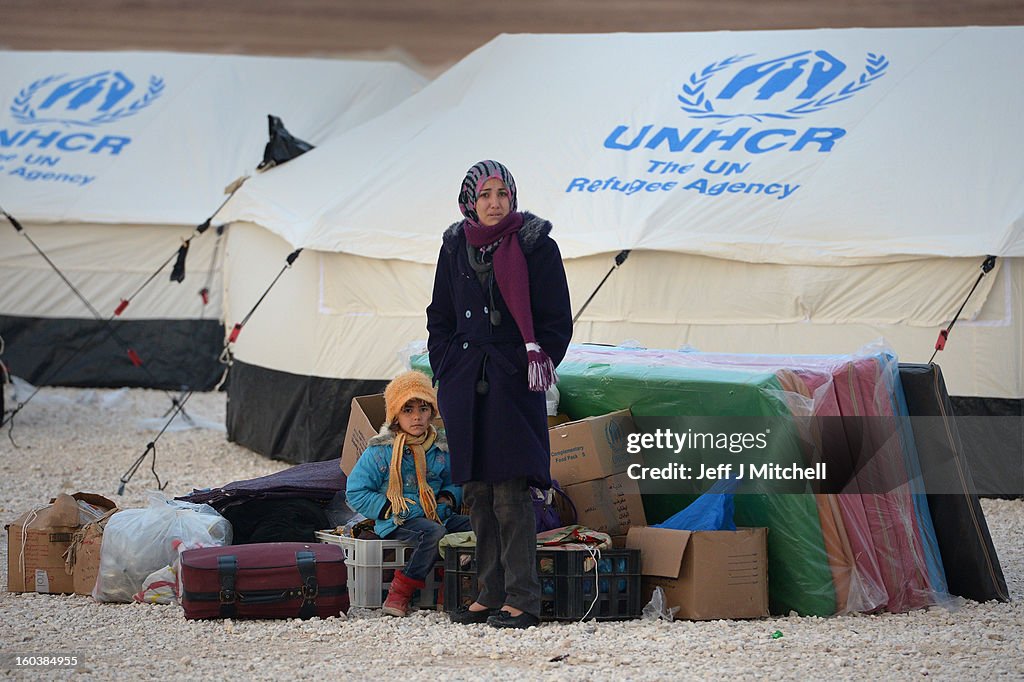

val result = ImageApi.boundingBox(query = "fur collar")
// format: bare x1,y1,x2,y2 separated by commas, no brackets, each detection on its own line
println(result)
442,212,552,255
366,424,448,451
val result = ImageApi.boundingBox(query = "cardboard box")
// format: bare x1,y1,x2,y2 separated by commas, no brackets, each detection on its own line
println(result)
626,526,768,620
6,492,116,594
340,393,444,475
70,512,116,596
547,413,571,428
548,409,640,485
563,472,647,536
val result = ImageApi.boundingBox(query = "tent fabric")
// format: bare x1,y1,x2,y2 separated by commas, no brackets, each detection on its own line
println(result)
0,315,224,389
215,28,1023,402
212,28,1020,494
948,396,1024,498
0,50,425,388
0,223,224,320
0,50,426,225
219,27,1024,264
227,223,1022,400
225,358,387,465
0,221,228,388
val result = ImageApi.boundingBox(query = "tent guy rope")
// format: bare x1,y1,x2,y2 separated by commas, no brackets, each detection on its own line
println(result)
928,255,997,364
0,178,250,429
0,203,199,426
117,247,303,494
572,249,631,324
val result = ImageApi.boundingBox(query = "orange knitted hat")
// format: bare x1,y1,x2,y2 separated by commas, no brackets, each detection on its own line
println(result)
383,370,438,428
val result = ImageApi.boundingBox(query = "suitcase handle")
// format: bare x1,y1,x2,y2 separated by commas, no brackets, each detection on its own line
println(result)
218,555,238,618
296,550,318,619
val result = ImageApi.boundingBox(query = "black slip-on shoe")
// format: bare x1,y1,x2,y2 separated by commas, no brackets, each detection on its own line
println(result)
448,605,495,625
487,610,540,629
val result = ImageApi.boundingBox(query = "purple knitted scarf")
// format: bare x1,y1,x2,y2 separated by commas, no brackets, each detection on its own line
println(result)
459,160,557,392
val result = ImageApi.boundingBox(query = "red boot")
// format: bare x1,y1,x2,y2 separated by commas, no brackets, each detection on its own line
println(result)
382,570,425,617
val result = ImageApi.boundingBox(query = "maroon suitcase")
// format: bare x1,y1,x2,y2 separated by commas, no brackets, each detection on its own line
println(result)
180,542,349,620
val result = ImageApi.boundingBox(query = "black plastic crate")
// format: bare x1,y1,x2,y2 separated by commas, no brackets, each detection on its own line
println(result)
443,547,641,621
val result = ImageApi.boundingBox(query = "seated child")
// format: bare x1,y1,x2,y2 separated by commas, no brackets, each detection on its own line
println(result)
346,370,470,616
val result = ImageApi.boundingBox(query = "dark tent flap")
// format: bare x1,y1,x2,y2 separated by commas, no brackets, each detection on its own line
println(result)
256,115,314,170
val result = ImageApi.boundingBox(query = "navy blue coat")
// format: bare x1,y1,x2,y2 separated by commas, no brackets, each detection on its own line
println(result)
426,213,572,488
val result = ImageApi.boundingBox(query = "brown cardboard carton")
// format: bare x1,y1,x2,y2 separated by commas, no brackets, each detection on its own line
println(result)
340,393,444,476
7,524,77,594
340,394,386,476
6,492,117,594
563,472,647,536
626,526,768,620
70,511,116,596
547,413,571,428
548,409,640,485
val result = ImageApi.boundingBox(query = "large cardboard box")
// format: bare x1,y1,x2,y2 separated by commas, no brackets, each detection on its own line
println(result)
340,393,445,476
6,492,116,594
563,472,647,536
626,526,768,620
548,409,640,485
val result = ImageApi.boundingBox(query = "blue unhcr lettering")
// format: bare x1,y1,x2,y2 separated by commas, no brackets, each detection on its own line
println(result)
604,125,652,151
790,128,845,152
643,127,702,152
0,129,131,155
605,125,846,154
8,166,95,186
646,160,695,175
566,177,678,195
692,128,750,153
703,160,750,175
684,178,799,200
744,129,796,153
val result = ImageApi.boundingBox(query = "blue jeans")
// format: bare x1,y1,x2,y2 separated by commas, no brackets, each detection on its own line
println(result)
464,478,539,617
388,514,472,582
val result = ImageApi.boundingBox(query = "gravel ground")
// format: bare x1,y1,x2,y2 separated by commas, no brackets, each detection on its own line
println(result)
1,386,1021,680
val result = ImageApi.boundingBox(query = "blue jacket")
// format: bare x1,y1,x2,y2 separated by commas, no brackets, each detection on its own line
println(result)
345,426,461,538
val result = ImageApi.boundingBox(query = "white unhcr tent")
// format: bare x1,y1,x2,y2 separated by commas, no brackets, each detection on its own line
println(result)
0,51,425,391
217,27,1024,466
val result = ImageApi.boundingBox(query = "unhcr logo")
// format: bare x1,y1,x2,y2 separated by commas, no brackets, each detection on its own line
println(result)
10,70,165,127
605,419,626,456
677,50,889,122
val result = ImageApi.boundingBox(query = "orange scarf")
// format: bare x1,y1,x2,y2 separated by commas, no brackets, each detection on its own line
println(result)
386,426,439,523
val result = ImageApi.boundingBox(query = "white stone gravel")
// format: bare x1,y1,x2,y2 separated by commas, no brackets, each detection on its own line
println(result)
1,386,1022,680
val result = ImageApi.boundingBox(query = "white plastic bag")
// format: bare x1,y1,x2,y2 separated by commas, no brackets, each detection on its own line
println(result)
134,564,178,604
93,491,231,603
133,538,216,605
641,586,680,622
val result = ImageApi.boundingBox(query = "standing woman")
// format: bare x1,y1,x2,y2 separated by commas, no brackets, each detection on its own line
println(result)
427,160,572,629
